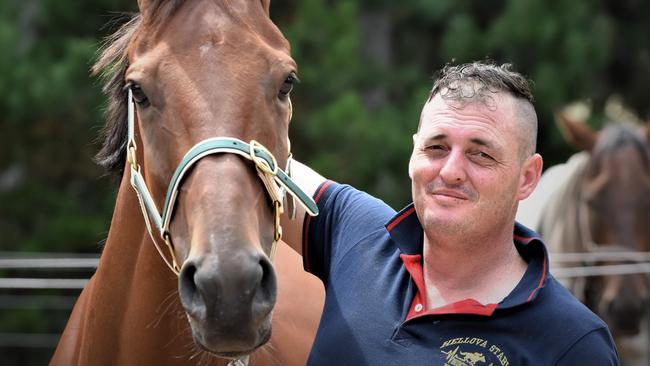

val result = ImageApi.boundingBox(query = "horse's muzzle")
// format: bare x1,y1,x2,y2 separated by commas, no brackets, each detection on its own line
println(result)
178,249,277,353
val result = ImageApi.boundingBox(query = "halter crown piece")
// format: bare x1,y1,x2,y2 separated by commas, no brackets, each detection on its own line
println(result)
126,89,318,275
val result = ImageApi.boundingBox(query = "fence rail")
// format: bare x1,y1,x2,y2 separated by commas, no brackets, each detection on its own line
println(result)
0,278,89,289
0,257,99,270
550,251,650,263
0,253,97,350
552,263,650,278
1,251,650,352
0,254,97,290
3,252,650,288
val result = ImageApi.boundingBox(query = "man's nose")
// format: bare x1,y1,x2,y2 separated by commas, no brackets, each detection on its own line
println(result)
438,150,467,184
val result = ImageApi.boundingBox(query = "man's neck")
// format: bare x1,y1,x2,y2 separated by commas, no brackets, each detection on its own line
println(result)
421,229,528,309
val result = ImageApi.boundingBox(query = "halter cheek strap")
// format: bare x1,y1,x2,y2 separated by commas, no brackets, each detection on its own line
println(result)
126,89,318,275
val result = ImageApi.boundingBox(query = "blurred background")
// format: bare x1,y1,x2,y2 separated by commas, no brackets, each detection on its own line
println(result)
1,0,649,364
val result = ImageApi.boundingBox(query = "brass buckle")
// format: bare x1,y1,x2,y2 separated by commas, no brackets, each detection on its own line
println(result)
249,140,278,176
273,200,282,242
127,142,138,169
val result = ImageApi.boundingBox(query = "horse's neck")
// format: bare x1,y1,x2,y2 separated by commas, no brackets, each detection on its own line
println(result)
536,152,591,254
53,173,229,365
522,152,592,301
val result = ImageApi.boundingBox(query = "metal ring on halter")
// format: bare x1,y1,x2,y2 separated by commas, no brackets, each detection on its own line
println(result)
128,144,138,169
273,200,282,242
267,200,282,262
284,152,297,220
250,140,279,176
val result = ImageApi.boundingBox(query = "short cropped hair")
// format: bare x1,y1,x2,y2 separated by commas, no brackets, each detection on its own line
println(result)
424,61,538,158
428,62,534,104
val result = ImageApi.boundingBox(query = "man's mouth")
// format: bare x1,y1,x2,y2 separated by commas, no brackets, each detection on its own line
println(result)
431,188,469,200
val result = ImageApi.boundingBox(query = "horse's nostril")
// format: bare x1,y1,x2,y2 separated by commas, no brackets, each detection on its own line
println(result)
179,261,200,311
607,301,617,316
608,298,645,319
256,255,277,306
259,256,273,287
641,298,650,309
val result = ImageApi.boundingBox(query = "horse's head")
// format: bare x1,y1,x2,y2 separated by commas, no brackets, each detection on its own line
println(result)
557,113,650,335
95,0,304,358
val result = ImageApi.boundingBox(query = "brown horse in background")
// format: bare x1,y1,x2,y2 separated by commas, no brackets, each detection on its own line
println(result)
517,112,650,365
51,1,324,365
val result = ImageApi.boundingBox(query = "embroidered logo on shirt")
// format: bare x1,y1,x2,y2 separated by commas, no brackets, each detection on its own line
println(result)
440,337,510,366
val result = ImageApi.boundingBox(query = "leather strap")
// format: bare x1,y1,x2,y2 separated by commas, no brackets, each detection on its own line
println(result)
126,89,318,275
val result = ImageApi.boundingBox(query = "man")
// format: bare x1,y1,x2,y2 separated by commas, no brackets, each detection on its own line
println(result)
282,61,619,365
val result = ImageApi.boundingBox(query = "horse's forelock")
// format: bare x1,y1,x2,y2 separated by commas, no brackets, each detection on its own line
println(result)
590,124,650,172
140,0,183,28
93,1,185,179
93,0,277,180
93,15,142,179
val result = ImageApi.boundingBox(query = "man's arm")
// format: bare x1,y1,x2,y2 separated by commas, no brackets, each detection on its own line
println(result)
281,160,327,256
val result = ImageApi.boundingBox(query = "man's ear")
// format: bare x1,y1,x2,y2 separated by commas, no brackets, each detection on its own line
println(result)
517,153,543,200
408,134,418,179
555,112,598,151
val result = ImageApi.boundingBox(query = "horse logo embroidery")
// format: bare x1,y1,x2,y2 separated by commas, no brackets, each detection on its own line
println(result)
442,347,487,366
461,351,486,364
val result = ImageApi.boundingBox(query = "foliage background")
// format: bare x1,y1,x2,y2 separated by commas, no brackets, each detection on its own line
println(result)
1,0,649,364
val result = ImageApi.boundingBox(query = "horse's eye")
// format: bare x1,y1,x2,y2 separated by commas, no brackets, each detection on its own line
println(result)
128,83,150,107
279,73,298,98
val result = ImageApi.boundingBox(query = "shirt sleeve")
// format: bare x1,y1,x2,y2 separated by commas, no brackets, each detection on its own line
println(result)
302,181,395,284
553,326,620,365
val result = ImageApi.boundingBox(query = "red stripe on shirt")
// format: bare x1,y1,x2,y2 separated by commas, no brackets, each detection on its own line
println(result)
386,206,416,232
302,180,333,272
527,254,547,302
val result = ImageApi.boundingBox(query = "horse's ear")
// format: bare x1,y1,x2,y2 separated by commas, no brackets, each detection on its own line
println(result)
137,0,153,18
555,112,598,151
260,0,271,16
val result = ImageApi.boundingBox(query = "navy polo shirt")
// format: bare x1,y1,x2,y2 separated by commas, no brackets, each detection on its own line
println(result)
303,181,619,365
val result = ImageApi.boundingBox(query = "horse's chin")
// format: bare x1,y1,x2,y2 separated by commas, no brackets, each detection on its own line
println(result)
188,316,273,358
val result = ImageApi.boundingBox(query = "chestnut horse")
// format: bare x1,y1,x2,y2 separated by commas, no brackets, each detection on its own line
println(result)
51,1,324,365
518,113,650,365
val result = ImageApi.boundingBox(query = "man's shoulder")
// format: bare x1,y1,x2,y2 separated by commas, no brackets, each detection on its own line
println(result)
528,276,618,364
317,181,396,225
538,275,609,330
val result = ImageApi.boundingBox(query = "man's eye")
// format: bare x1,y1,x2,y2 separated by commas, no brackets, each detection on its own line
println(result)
424,145,448,157
471,151,495,162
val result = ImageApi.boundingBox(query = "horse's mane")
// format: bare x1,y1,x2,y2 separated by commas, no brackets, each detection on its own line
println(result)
587,123,650,175
93,1,183,178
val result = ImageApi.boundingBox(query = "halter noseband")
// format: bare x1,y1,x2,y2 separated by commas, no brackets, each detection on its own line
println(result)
126,89,318,275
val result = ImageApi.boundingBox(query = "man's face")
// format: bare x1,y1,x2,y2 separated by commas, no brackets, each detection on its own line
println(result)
409,93,538,239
